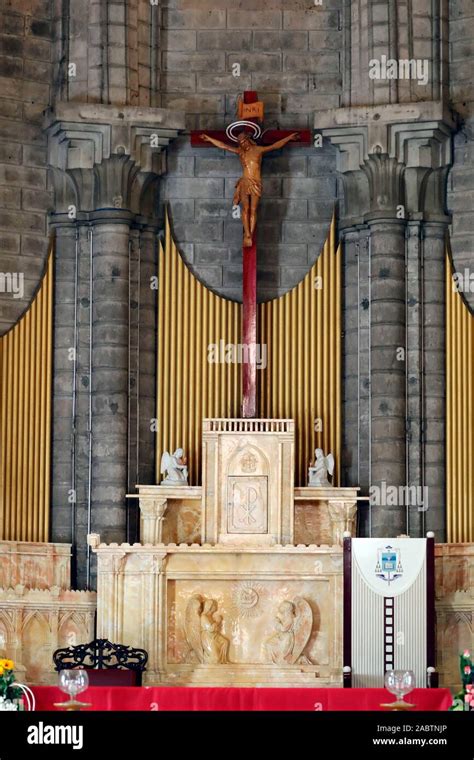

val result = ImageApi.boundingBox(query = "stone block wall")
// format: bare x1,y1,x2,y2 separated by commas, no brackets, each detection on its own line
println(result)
342,0,448,107
159,0,342,302
0,0,54,335
55,0,158,107
448,0,474,310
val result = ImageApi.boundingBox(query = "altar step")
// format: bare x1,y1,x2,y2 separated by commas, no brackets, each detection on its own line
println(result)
145,666,341,688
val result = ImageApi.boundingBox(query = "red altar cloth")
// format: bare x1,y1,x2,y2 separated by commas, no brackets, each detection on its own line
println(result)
31,686,452,712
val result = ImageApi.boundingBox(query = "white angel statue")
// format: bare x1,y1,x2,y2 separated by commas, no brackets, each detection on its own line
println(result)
160,448,188,485
308,448,334,487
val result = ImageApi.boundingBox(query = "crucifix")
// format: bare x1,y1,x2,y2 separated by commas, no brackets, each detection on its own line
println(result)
191,92,311,417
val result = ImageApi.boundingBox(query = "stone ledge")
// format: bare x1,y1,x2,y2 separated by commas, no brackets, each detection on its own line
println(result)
44,103,186,132
129,485,202,500
317,101,455,174
294,486,359,500
0,587,96,601
93,542,343,553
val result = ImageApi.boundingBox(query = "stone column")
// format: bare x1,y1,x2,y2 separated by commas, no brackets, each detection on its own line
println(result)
369,217,407,536
319,106,453,538
89,212,132,550
139,497,168,545
49,217,78,549
127,222,159,542
321,0,453,537
408,221,447,539
46,103,184,587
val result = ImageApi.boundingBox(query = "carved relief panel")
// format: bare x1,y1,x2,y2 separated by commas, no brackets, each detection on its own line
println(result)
227,477,268,534
166,578,330,670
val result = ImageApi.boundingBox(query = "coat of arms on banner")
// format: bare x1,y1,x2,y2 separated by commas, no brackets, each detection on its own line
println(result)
375,545,403,584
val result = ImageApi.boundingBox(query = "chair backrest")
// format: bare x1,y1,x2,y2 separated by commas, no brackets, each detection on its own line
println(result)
83,668,140,687
343,536,436,688
53,638,148,687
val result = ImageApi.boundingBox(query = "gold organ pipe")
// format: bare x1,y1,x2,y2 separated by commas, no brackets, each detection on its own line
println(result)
26,304,34,541
446,261,451,540
164,226,171,454
316,242,323,455
468,308,473,540
11,320,18,537
335,240,341,484
38,267,46,542
17,308,25,538
297,281,304,477
6,327,12,538
44,256,52,539
0,247,53,541
462,284,467,540
0,332,5,537
454,270,460,540
446,249,474,542
157,241,165,484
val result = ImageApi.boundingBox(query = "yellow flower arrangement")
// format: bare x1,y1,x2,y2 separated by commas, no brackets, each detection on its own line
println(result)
0,657,20,702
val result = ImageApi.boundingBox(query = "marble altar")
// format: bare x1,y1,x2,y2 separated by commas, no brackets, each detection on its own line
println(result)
95,419,359,687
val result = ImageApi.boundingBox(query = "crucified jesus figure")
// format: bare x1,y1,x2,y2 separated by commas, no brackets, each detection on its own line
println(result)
200,131,299,247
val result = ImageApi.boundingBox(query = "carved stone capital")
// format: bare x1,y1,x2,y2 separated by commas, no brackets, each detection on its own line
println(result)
361,152,405,218
152,553,168,574
328,500,357,546
139,498,168,545
317,102,455,226
98,551,127,574
45,102,185,215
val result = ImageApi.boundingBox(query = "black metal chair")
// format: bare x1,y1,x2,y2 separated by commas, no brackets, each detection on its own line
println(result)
53,638,148,686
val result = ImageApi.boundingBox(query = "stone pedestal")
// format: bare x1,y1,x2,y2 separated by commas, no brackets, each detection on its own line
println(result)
133,485,202,545
294,488,358,546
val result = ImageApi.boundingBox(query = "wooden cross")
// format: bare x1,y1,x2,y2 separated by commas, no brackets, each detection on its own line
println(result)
191,92,311,417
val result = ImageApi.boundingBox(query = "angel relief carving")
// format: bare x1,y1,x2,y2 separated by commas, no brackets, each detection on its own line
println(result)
264,598,313,665
184,595,230,665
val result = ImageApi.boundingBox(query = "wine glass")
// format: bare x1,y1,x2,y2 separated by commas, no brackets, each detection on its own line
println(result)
384,669,415,708
58,669,89,706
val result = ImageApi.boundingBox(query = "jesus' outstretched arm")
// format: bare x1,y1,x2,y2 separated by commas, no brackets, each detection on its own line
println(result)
200,134,240,154
259,132,300,154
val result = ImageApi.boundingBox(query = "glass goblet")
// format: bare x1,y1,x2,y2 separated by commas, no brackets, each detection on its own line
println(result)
59,669,89,706
384,669,415,707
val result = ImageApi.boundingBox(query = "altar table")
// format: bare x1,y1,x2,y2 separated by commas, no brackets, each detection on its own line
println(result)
31,686,452,711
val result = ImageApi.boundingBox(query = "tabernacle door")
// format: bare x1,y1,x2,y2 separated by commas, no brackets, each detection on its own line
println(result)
227,476,268,534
